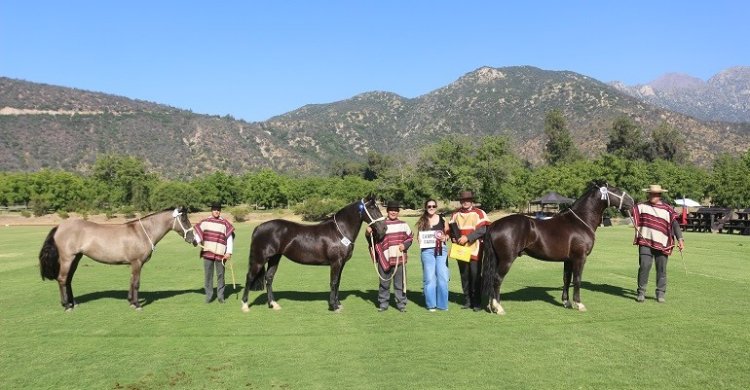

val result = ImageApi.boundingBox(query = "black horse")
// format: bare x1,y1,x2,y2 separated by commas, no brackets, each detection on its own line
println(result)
241,196,386,312
482,183,634,315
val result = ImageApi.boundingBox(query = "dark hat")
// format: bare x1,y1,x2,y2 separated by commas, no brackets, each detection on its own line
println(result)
385,200,402,210
210,202,222,211
458,191,474,201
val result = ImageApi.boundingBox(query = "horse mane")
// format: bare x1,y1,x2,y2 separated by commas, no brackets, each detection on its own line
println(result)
567,181,610,212
125,207,175,224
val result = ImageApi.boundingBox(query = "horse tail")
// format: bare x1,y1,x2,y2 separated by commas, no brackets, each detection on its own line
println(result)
39,226,60,280
249,265,266,291
481,228,498,299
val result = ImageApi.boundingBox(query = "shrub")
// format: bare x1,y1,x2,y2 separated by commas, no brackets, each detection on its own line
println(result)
227,206,251,223
29,197,50,217
293,197,346,221
20,210,31,218
121,206,136,219
57,210,70,219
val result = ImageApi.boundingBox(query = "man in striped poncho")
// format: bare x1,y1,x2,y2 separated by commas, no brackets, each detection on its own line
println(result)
632,184,685,303
368,201,413,312
194,202,235,303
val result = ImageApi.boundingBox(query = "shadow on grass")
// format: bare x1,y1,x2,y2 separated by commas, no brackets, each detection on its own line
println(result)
75,287,204,307
580,281,636,300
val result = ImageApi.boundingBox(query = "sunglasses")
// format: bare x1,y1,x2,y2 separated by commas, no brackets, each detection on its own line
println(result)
426,205,437,209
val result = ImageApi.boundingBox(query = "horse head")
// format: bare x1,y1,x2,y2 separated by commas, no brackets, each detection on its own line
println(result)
171,207,195,243
360,195,386,241
596,182,635,215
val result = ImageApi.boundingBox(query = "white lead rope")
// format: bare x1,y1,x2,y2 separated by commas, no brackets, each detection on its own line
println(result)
138,218,156,252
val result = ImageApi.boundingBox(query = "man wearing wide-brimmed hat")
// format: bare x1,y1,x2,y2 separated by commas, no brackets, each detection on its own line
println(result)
193,202,235,303
449,190,490,311
368,200,413,312
631,184,685,303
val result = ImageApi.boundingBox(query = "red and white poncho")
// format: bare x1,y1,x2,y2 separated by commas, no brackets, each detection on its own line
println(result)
194,217,235,261
632,202,678,255
373,219,413,272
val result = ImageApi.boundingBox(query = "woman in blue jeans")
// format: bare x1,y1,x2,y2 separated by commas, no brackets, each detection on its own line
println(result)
416,199,449,311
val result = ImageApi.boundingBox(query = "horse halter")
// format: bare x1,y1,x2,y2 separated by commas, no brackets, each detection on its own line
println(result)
600,187,633,211
359,198,385,226
171,209,194,240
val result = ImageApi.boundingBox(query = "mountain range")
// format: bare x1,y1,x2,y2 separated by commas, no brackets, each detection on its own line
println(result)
1,66,749,178
610,66,750,123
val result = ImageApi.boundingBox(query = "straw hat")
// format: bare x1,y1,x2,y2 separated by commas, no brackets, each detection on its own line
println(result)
642,184,668,194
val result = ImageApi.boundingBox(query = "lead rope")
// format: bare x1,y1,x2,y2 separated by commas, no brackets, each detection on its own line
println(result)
567,209,596,236
138,218,156,252
369,244,400,282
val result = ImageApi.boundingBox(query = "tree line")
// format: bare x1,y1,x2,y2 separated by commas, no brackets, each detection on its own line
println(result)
1,114,749,220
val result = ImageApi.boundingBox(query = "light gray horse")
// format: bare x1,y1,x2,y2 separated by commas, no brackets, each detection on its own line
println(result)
38,207,195,310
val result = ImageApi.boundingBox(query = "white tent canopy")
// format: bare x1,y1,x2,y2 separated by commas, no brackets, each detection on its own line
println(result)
674,198,701,207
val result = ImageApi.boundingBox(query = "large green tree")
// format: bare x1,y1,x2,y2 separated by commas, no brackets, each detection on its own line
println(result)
91,154,155,209
647,122,688,163
543,109,581,165
606,116,648,161
708,152,750,207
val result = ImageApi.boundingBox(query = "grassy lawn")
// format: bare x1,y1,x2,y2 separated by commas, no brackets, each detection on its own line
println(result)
1,219,749,389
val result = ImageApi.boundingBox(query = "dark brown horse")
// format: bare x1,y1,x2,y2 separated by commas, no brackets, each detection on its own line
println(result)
38,208,195,310
482,183,634,314
241,196,386,312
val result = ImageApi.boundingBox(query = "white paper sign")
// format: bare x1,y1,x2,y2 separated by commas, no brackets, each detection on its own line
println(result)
341,237,352,247
419,231,437,249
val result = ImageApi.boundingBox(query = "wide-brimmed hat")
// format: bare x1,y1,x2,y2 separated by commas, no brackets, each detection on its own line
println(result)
458,191,474,201
210,202,223,211
385,200,402,210
642,184,668,194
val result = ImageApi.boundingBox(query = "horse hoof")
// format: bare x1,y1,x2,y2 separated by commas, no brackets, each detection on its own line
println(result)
333,308,342,314
270,301,281,310
134,306,143,311
489,300,505,315
241,303,250,313
573,302,587,312
563,300,572,309
64,307,74,312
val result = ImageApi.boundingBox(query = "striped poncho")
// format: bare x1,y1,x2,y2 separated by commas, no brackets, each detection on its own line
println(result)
632,202,678,255
373,219,413,272
449,207,490,261
194,217,235,261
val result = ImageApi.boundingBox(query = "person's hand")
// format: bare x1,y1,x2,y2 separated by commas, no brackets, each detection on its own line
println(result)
458,235,469,245
677,239,685,251
366,226,373,235
223,253,232,261
398,244,405,251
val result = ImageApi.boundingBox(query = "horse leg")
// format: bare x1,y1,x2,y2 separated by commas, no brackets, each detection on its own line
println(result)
571,257,587,312
56,254,75,311
329,261,344,312
266,255,282,310
65,254,83,308
241,251,269,312
489,255,514,315
562,261,573,309
129,260,144,310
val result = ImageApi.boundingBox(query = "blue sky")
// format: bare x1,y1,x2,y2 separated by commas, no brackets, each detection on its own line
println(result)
1,1,748,122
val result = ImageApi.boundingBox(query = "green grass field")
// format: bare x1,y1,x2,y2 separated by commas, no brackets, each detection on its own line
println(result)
1,219,749,389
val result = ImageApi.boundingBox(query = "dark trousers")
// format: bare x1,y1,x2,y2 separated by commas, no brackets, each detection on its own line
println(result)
458,259,482,308
378,262,406,310
637,246,668,298
204,259,225,302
